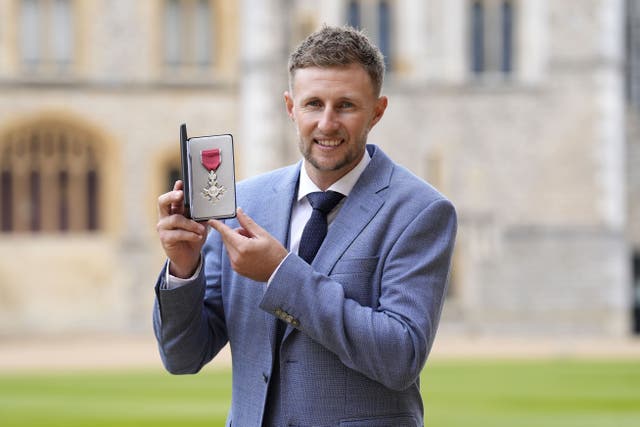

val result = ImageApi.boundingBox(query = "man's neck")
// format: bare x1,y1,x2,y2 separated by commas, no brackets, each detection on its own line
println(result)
299,149,371,196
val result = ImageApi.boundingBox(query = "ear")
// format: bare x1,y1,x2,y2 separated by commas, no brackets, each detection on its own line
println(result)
284,91,295,120
369,95,388,128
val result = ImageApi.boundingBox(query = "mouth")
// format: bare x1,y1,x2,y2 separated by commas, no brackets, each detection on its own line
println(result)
314,138,343,148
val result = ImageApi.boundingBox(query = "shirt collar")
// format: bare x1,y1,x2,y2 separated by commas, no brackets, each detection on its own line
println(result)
297,150,371,201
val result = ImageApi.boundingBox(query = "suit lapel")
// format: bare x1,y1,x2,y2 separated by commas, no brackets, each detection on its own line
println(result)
280,147,392,344
312,145,393,276
258,164,301,355
253,165,300,247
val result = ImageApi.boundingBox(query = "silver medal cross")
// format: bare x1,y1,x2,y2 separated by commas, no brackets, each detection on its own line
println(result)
201,170,226,204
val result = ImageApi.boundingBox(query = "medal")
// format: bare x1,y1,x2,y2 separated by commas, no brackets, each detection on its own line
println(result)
200,148,226,204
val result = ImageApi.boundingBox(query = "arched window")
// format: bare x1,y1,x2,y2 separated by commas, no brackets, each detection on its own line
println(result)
0,123,101,233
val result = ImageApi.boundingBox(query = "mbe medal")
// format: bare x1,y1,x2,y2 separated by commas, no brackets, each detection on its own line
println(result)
180,123,236,220
201,148,226,204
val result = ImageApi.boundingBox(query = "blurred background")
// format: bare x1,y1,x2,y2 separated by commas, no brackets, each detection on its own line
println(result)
1,1,639,425
0,0,639,385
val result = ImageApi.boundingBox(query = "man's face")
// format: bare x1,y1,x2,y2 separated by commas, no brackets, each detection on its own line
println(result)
284,63,387,189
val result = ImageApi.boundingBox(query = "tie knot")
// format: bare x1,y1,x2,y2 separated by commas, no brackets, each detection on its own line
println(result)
306,191,345,215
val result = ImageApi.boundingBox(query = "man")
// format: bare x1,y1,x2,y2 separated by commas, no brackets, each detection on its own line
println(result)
155,25,456,426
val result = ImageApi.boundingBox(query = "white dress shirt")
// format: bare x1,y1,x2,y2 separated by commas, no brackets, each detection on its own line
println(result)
288,151,370,257
166,151,371,288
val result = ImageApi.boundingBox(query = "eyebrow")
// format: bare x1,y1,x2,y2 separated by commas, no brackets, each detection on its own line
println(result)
298,93,362,104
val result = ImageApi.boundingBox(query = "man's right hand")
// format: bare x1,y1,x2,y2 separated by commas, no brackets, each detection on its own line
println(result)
157,180,208,278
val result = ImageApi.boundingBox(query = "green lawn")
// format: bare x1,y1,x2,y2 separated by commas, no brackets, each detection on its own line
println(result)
421,359,640,427
0,359,638,426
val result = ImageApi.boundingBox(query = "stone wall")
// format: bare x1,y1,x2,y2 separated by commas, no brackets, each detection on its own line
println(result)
0,0,635,337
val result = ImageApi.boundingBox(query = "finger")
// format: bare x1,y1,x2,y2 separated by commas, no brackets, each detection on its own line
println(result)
158,190,184,218
235,208,265,238
236,227,253,238
169,179,184,215
170,215,205,235
158,214,206,236
210,220,253,255
169,181,186,215
158,228,205,244
208,218,239,241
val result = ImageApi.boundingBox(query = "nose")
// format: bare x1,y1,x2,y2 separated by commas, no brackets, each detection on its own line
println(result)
317,108,340,133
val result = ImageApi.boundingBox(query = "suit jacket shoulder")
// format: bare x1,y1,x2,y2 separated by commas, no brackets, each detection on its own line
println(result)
359,144,452,213
236,163,300,200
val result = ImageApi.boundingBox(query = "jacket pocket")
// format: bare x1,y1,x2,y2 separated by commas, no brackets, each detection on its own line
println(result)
330,257,380,306
331,256,379,276
339,414,418,426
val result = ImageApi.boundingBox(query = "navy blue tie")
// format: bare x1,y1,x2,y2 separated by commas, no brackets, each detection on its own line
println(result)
298,191,345,264
263,191,345,424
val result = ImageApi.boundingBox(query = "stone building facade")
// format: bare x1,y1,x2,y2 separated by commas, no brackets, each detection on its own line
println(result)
0,0,637,337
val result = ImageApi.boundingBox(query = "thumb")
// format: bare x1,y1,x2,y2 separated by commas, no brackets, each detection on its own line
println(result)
235,207,265,238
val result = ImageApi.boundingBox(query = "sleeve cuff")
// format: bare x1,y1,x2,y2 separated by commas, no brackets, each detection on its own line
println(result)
266,252,292,287
164,257,203,290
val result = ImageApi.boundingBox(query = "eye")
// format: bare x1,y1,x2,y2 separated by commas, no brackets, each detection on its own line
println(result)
305,99,322,108
338,101,354,109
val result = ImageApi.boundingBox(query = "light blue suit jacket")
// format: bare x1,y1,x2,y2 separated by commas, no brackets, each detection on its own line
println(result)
154,145,457,427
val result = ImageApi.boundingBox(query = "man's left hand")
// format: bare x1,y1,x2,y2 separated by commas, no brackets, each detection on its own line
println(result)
208,208,289,283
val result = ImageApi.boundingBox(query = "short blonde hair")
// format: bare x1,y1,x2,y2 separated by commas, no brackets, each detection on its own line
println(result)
288,25,386,96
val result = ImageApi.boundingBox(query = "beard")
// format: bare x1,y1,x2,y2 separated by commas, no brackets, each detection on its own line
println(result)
297,130,369,174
